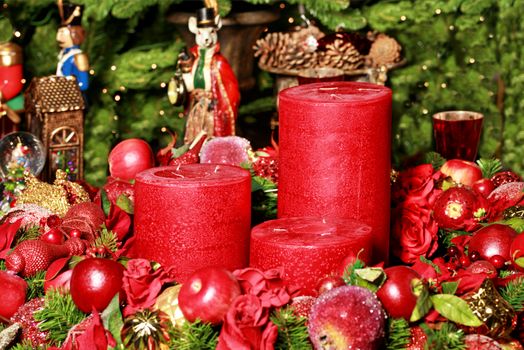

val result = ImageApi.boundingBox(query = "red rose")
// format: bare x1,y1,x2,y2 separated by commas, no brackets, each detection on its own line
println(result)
217,294,278,350
233,267,293,308
392,164,435,203
392,202,439,264
122,259,175,316
61,310,116,350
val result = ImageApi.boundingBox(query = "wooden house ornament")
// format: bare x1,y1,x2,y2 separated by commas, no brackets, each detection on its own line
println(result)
24,75,84,181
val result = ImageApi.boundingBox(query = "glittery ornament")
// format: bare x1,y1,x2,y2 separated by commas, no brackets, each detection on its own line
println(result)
462,279,517,338
0,131,45,178
289,295,316,319
464,334,503,350
5,237,85,276
59,202,105,242
308,285,386,350
3,203,53,228
16,170,89,216
10,297,48,347
154,285,186,328
122,309,171,350
0,323,21,349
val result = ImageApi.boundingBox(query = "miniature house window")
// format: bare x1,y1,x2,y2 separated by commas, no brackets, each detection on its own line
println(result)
49,126,80,181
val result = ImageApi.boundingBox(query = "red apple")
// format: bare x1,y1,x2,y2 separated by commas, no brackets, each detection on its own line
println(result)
440,159,483,187
70,258,125,313
510,233,524,271
178,267,241,325
376,266,421,320
469,224,518,262
472,178,495,198
0,270,27,321
108,138,154,181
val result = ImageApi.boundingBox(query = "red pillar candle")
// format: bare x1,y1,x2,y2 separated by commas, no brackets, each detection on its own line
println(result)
132,164,251,282
250,217,373,296
277,82,392,262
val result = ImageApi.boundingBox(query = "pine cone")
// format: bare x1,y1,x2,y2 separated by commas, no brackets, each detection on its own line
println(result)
317,39,364,71
254,31,317,71
366,33,402,67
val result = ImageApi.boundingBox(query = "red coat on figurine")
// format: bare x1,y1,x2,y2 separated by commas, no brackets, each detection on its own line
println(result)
176,7,240,144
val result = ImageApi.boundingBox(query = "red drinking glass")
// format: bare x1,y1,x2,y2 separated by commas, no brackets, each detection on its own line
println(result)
432,110,484,161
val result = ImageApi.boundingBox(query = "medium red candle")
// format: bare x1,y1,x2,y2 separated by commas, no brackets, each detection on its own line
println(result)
277,82,392,262
131,164,251,282
250,217,373,296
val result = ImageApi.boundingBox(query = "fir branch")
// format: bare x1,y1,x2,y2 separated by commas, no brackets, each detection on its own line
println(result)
10,340,48,350
91,225,119,253
33,289,87,346
342,258,366,285
169,320,218,350
420,322,466,350
499,270,513,278
500,277,524,312
385,318,410,350
0,260,6,270
423,151,446,169
270,307,312,350
14,225,41,245
25,270,46,301
476,158,503,178
438,229,470,250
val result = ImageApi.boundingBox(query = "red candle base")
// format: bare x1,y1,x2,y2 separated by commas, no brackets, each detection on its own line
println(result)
130,164,251,283
249,217,373,296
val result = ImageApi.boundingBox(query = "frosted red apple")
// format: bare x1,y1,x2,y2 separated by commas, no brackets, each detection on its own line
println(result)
108,138,154,181
376,266,421,320
70,258,125,313
0,271,27,320
440,159,482,187
178,267,241,325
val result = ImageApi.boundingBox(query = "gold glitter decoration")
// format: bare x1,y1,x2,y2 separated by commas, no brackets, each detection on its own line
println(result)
17,170,89,216
154,284,186,328
463,279,517,338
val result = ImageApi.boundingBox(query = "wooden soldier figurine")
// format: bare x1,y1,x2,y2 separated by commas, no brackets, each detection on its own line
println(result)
56,1,89,92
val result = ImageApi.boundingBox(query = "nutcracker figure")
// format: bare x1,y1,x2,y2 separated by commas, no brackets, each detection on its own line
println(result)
56,1,89,92
170,6,240,144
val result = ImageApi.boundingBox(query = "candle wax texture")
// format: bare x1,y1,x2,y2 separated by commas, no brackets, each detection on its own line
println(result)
250,217,373,296
131,164,251,283
277,82,392,262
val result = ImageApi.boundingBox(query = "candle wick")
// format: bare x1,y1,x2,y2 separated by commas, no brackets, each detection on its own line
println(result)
214,165,219,173
322,218,327,224
330,94,343,100
176,163,181,171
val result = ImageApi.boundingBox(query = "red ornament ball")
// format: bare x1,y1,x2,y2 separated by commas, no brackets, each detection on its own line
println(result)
40,228,65,245
468,224,518,262
70,258,125,313
108,138,154,181
178,267,241,325
316,275,346,296
432,186,483,230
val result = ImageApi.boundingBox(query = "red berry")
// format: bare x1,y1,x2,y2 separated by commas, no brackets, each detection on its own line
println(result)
469,251,480,262
46,215,62,228
459,255,470,267
489,255,506,270
40,228,65,245
69,229,82,239
448,246,459,257
316,275,346,295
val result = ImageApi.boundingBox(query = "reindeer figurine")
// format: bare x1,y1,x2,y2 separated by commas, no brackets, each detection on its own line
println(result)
176,7,240,144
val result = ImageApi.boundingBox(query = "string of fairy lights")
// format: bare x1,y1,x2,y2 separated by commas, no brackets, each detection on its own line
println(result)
1,1,494,137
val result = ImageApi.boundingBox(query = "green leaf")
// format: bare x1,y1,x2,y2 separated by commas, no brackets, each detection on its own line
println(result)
353,267,386,292
101,189,111,217
503,217,524,233
441,281,459,295
116,194,134,214
101,294,124,349
410,279,432,322
430,294,483,326
171,144,189,159
515,257,524,268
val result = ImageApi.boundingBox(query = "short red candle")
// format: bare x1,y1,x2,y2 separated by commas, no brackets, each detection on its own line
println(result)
277,82,392,262
250,217,373,296
131,164,251,282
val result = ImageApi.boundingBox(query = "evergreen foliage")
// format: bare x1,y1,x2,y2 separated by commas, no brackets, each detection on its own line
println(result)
270,307,312,350
385,318,410,350
500,276,524,312
168,320,219,350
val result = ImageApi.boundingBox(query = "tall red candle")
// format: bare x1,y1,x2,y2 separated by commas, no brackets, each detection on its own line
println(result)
131,164,251,282
250,217,373,296
277,82,392,262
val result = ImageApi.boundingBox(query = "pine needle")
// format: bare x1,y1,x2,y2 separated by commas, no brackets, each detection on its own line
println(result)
14,225,41,245
421,322,466,350
476,158,503,178
91,225,119,253
25,270,46,300
385,318,410,350
500,277,524,312
169,320,218,350
423,152,446,169
271,307,312,350
33,289,87,346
